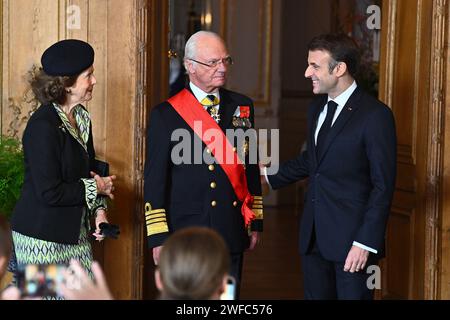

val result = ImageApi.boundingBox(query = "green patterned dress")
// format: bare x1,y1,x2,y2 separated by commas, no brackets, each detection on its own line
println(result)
12,104,106,276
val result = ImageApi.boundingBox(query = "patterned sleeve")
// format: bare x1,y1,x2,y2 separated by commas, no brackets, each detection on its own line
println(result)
82,109,108,217
93,195,108,217
80,178,108,217
80,178,98,210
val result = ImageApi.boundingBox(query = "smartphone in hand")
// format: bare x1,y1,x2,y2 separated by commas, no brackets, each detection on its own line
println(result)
220,275,236,300
16,264,66,298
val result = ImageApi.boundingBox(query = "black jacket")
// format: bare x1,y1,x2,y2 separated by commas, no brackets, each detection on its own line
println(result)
11,104,96,244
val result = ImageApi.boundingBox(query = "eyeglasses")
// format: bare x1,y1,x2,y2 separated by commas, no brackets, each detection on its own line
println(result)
188,56,234,68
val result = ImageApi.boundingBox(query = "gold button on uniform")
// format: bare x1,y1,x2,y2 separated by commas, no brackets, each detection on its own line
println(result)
210,182,217,189
208,165,215,171
206,149,212,154
233,201,238,207
232,147,237,152
211,201,217,207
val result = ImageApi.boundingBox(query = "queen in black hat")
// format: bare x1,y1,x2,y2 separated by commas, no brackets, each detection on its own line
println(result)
10,39,116,290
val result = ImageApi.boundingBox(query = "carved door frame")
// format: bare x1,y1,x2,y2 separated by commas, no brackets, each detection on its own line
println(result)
379,0,449,299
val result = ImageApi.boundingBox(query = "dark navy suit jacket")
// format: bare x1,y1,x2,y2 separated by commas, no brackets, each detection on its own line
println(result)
268,87,396,261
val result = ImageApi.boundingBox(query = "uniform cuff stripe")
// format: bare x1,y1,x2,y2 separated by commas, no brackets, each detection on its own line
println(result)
146,218,167,225
146,213,166,220
147,222,169,236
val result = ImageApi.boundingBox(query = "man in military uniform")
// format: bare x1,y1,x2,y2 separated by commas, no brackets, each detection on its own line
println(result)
144,31,263,293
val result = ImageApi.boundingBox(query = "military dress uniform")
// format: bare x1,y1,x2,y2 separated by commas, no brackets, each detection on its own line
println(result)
144,85,263,283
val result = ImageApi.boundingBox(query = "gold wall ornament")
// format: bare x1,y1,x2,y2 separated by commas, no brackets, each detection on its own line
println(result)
168,49,178,59
5,87,39,139
6,102,18,138
7,98,24,139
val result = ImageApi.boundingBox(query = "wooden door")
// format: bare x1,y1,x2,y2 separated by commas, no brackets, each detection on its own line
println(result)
379,0,448,299
0,0,168,299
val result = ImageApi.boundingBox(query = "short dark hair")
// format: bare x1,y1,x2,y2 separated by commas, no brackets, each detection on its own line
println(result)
308,33,360,78
28,65,78,105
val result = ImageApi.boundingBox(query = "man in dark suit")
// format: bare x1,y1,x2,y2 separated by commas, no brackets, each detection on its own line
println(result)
144,31,263,293
265,34,396,299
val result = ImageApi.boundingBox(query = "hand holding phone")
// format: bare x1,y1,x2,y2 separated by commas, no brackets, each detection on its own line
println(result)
17,264,66,298
220,275,236,300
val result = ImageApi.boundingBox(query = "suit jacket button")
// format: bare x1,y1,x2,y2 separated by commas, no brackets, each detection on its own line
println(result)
210,182,217,189
211,200,217,207
208,165,215,171
233,201,238,207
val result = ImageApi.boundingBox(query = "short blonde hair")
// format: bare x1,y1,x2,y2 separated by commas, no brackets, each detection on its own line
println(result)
158,227,230,300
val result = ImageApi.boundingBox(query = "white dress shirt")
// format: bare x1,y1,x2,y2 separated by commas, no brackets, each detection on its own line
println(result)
314,81,357,144
190,82,220,113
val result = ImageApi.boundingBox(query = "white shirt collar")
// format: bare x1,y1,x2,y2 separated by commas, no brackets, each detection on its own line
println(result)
189,82,220,103
314,81,358,143
328,81,357,107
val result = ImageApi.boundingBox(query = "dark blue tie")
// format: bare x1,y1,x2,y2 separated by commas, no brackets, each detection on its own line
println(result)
316,100,338,156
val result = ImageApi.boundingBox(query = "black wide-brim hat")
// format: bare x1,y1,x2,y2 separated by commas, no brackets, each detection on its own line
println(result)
41,39,94,77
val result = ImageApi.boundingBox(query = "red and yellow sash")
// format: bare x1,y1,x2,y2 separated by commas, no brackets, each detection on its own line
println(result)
167,89,255,226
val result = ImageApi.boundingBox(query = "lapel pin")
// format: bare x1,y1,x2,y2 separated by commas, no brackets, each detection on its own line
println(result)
347,107,353,111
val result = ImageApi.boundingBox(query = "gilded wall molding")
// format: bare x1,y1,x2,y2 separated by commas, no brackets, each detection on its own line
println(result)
1,0,57,138
222,0,272,107
132,0,148,300
220,0,227,39
379,0,397,109
425,0,447,300
6,93,38,139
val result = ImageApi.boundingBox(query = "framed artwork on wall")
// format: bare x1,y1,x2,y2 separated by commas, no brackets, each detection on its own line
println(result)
332,0,382,97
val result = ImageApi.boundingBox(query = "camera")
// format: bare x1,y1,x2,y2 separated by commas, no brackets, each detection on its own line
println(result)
220,275,236,300
16,264,67,298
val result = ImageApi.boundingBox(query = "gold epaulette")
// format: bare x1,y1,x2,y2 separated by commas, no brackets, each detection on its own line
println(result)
145,202,169,236
252,196,264,219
